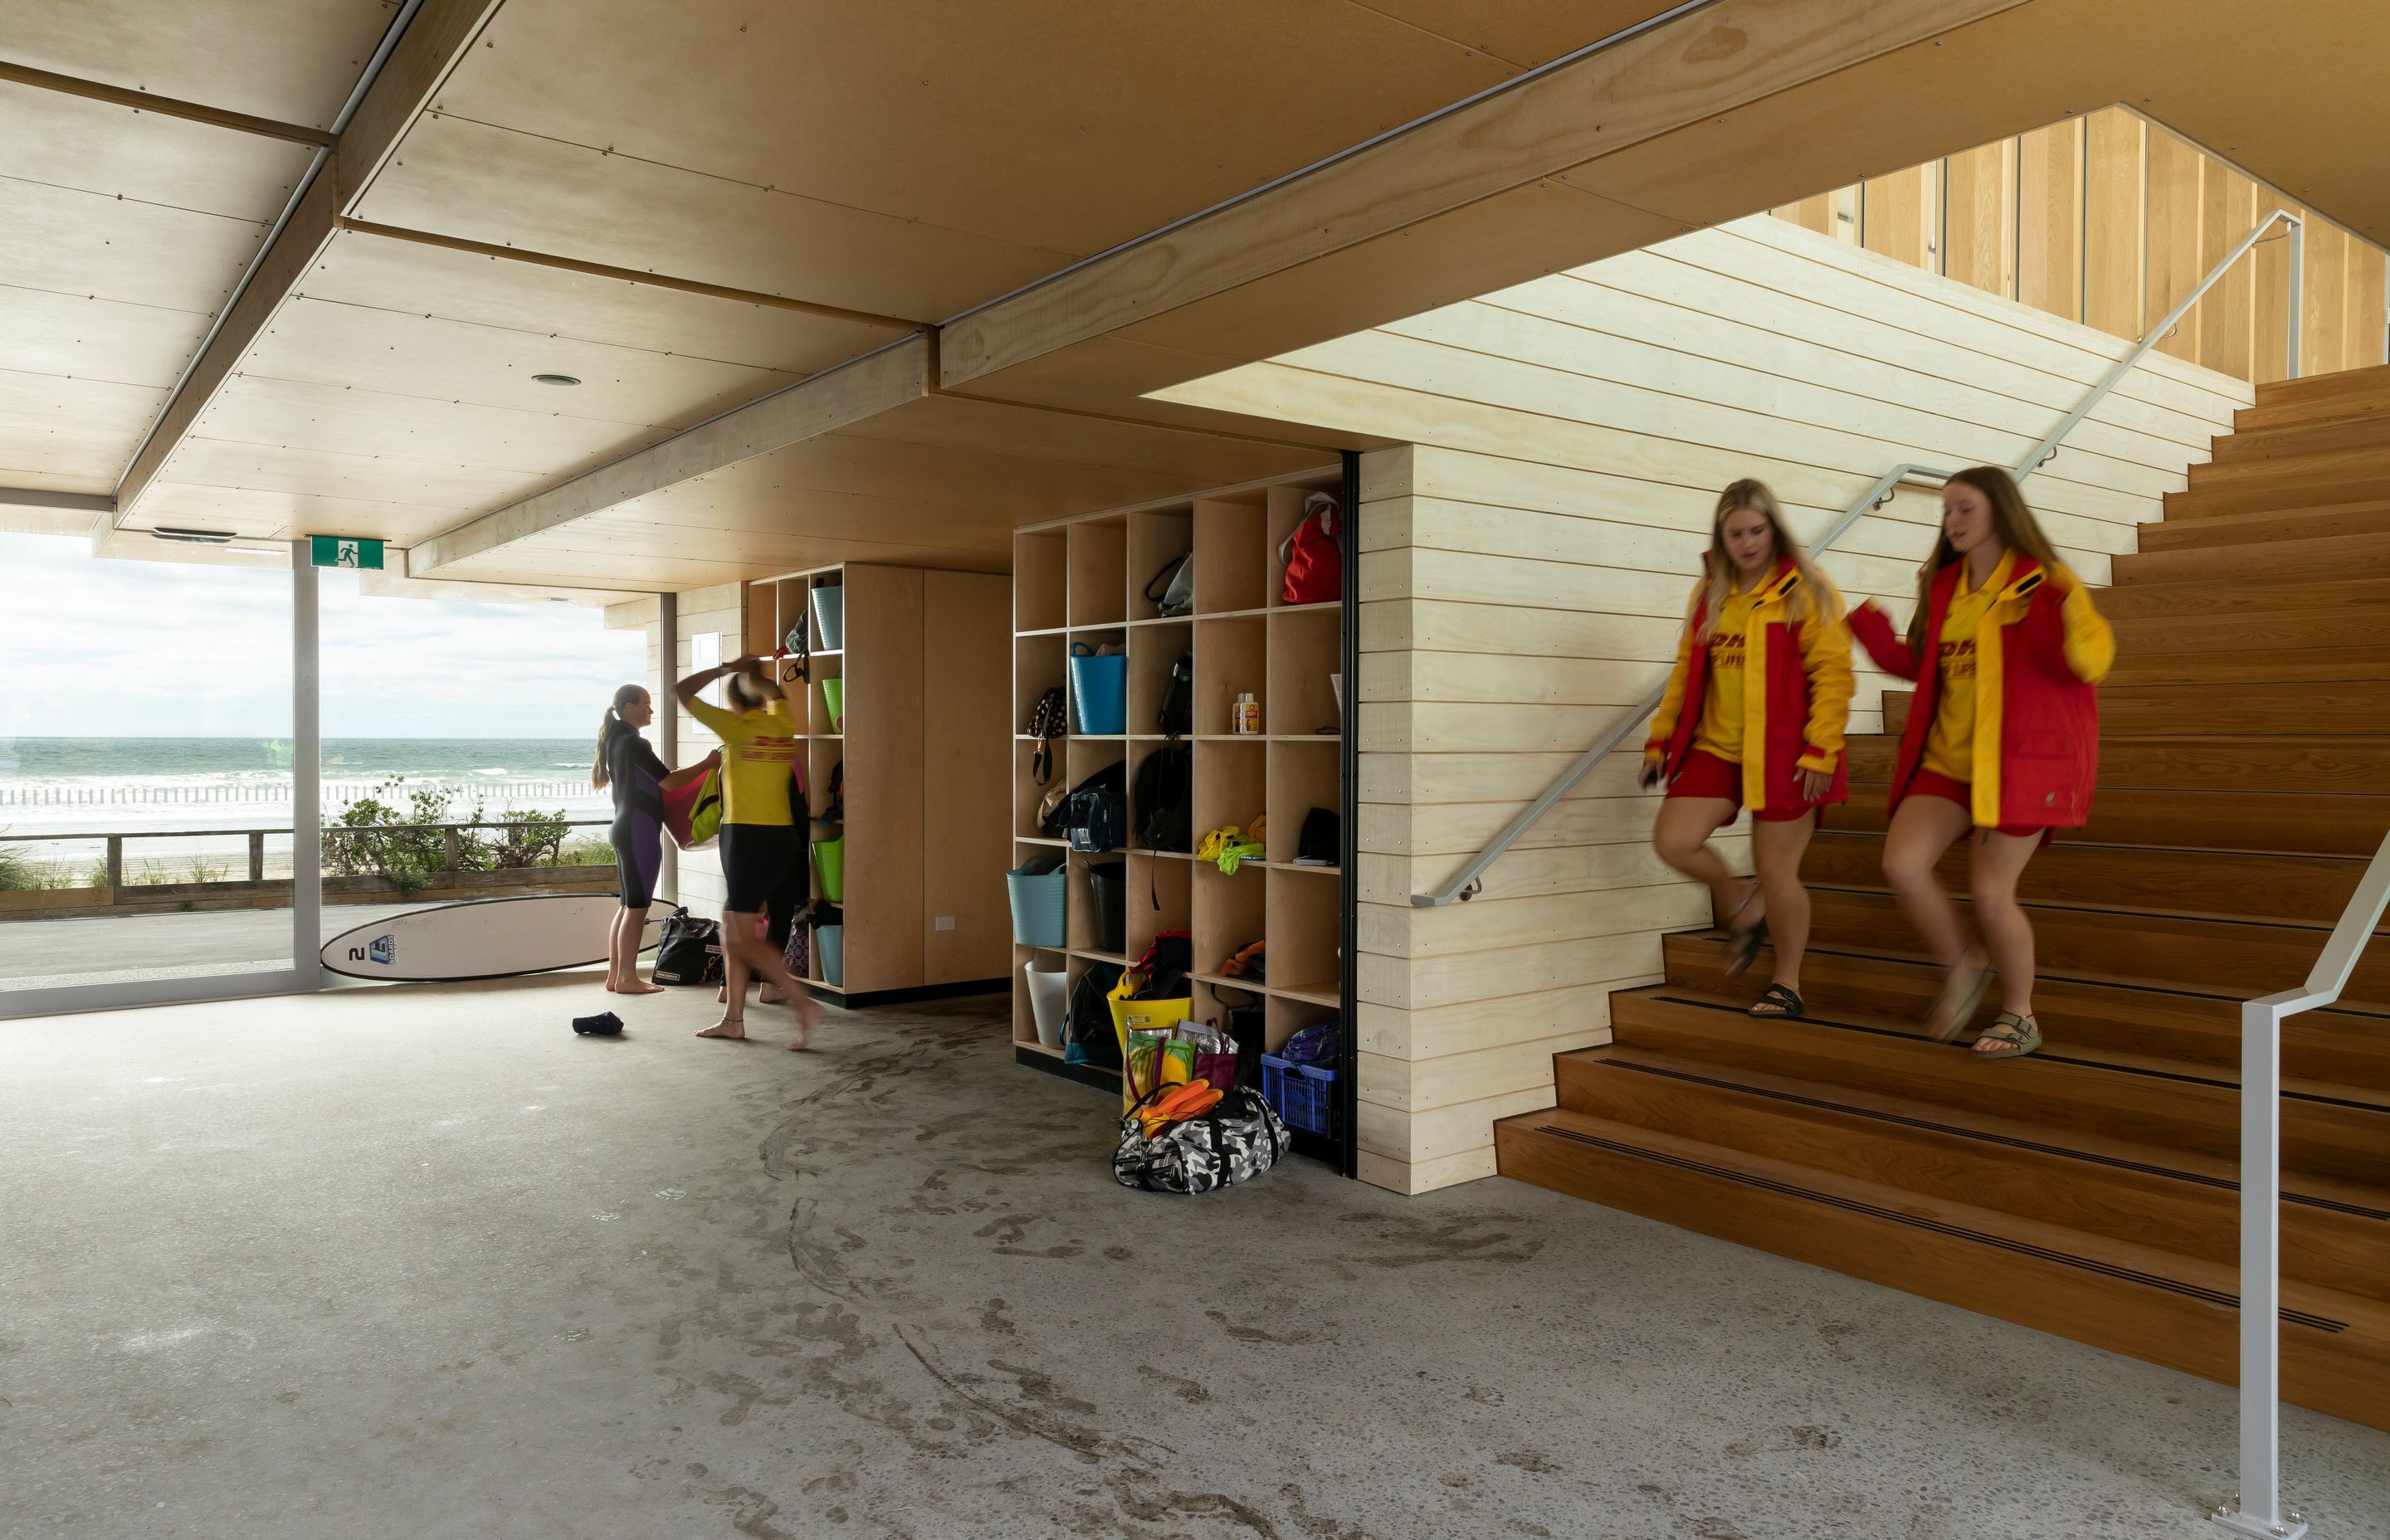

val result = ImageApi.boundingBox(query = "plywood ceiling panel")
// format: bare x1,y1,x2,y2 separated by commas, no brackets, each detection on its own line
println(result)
355,111,1061,322
1354,2,1693,68
0,466,113,498
185,373,672,478
0,80,315,222
246,294,794,428
0,178,261,314
0,285,207,389
159,435,536,512
0,367,165,480
298,229,894,373
417,0,1521,261
0,0,397,129
138,479,474,542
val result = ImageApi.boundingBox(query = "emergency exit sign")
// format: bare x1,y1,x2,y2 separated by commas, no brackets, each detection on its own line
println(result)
310,535,385,570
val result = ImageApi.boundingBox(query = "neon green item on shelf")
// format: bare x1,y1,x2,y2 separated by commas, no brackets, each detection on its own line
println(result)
1195,824,1266,874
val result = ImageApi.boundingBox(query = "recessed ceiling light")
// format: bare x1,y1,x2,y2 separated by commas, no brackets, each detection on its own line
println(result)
150,527,237,544
532,373,581,387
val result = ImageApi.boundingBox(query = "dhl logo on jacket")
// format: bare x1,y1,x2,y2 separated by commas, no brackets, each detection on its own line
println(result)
1645,557,1855,811
1850,553,2115,829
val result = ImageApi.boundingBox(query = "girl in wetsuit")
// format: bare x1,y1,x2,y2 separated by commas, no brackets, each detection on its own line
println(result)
591,684,715,994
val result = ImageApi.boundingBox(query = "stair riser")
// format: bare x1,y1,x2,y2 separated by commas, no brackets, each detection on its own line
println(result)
1878,687,2390,740
1665,935,2390,1089
1554,1056,2390,1302
1800,890,2390,1010
1847,735,2390,795
2136,508,2390,553
1495,1122,2390,1429
1832,780,2390,860
2105,649,2390,687
2109,612,2390,654
2189,448,2390,490
2095,577,2390,620
2210,419,2390,466
2167,474,2390,519
1802,831,2379,926
2114,532,2390,586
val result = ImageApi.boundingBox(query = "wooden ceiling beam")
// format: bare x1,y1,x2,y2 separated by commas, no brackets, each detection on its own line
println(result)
0,59,339,148
109,0,505,529
939,0,2029,393
407,334,929,576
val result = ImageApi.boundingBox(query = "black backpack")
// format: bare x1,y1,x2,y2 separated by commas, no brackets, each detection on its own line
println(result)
1025,686,1066,786
1066,962,1124,1067
1157,653,1193,736
1134,743,1191,852
652,911,723,987
1055,761,1126,852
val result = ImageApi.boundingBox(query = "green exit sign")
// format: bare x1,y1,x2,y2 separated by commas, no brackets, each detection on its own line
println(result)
310,535,385,570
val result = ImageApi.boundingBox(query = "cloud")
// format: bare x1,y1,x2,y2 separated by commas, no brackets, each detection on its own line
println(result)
0,534,646,738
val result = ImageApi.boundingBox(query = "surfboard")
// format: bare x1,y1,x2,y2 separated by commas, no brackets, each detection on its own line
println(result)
320,894,676,982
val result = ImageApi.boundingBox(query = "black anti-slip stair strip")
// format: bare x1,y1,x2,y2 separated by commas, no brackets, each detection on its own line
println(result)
1530,1123,2351,1334
1582,1055,2390,1224
1645,992,2238,1090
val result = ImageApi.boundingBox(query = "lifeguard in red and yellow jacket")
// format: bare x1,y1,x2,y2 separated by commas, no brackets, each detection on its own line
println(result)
1642,480,1854,1022
1849,465,2114,1060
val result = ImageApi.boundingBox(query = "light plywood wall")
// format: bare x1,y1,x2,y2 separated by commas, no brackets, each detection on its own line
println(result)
1773,107,2388,386
1158,217,2249,1194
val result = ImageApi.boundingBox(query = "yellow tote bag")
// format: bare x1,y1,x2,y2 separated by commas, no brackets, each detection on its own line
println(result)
1108,971,1192,1111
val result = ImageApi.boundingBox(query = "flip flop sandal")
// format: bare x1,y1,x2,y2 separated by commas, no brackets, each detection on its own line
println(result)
1924,951,1992,1041
1723,917,1770,979
1747,983,1805,1020
1971,1013,2041,1059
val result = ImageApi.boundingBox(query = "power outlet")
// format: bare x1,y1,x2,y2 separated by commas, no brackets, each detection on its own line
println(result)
934,916,956,932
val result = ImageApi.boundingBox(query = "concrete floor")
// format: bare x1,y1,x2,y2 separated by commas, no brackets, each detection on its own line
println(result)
0,901,425,986
3,980,2385,1540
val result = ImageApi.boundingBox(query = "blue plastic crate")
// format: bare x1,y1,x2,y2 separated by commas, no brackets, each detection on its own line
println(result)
1260,1052,1337,1138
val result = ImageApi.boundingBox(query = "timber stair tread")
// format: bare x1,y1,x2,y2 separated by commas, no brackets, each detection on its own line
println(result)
2208,419,2390,468
1834,776,2390,860
1845,734,2390,793
2110,528,2390,585
1877,681,2390,741
1495,1109,2390,1423
2104,646,2390,686
2092,573,2390,619
2134,504,2390,551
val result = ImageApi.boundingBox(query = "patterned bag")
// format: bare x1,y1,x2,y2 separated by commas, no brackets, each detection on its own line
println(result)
1110,1085,1288,1195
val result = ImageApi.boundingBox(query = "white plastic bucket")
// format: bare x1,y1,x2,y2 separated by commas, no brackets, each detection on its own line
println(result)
1025,958,1067,1048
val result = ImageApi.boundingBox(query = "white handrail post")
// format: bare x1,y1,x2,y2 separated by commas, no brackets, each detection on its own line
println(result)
2211,994,2305,1539
2285,217,2304,380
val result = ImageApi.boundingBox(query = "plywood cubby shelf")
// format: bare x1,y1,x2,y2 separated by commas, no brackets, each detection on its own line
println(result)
1008,466,1350,1077
744,562,1010,1002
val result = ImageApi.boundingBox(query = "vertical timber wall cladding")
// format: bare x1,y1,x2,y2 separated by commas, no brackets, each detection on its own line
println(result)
1160,217,2250,1194
1773,107,2388,385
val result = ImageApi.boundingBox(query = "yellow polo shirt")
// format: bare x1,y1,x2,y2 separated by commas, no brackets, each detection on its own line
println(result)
685,697,798,826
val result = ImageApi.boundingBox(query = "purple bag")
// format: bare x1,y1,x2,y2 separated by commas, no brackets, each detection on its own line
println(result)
1279,1021,1340,1067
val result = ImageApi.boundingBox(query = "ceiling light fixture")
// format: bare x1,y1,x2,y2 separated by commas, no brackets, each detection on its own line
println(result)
150,527,238,544
532,373,581,387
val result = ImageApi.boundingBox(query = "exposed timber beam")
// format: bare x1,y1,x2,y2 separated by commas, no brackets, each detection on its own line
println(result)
937,0,2028,392
1,485,114,515
110,0,505,529
0,59,339,147
407,335,930,576
330,217,928,332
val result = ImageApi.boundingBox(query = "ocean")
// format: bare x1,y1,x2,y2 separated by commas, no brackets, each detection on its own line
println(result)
0,738,620,874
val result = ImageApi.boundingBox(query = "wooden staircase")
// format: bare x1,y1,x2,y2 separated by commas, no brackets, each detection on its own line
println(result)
1496,363,2390,1430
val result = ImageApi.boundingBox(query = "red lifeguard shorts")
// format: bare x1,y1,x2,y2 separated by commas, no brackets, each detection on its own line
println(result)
1664,749,1819,825
1908,769,2051,841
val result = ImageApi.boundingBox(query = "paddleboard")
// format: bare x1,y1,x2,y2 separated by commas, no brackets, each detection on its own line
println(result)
321,894,676,982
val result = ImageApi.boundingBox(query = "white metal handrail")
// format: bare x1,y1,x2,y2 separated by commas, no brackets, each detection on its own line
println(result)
1409,208,2305,908
2215,829,2390,1540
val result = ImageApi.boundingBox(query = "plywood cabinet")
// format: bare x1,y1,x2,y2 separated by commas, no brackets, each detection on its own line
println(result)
744,562,1009,1000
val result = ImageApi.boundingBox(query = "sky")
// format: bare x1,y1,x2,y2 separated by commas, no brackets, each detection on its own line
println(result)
0,533,647,738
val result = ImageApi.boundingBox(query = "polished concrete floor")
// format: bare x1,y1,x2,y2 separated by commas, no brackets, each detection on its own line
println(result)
4,977,2385,1540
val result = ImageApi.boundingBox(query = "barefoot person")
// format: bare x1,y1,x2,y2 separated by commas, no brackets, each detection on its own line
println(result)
1849,465,2114,1058
675,657,823,1049
1641,480,1854,1021
591,684,717,994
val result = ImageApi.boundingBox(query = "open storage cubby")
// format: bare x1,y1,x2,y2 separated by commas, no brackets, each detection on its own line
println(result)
1008,465,1351,1153
744,562,1010,1002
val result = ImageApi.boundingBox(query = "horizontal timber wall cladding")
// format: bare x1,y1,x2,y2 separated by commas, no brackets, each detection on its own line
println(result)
1164,216,2249,1195
1774,106,2388,385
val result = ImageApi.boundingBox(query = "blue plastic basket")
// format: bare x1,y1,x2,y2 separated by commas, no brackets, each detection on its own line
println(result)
1068,644,1126,735
1260,1053,1337,1138
1006,859,1067,948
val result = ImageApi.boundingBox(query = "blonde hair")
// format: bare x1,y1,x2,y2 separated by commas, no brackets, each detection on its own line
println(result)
1697,479,1839,637
1906,466,2065,650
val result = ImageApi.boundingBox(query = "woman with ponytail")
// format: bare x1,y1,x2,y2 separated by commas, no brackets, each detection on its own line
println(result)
1848,466,2114,1058
1643,480,1854,1021
593,684,715,994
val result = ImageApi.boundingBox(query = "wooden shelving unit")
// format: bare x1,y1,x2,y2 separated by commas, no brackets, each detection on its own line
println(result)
745,562,1010,1002
1008,467,1350,1083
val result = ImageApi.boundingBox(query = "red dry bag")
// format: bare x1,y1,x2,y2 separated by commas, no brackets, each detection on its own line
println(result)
1278,492,1342,605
